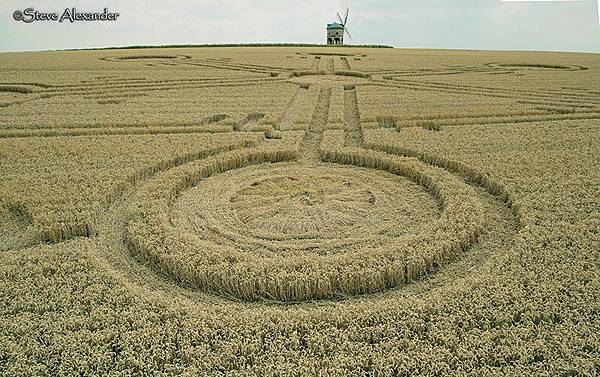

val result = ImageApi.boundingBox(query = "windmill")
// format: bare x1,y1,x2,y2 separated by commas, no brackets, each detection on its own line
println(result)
326,8,351,45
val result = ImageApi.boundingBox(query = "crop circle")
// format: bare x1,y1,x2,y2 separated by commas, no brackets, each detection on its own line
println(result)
171,163,440,252
124,148,486,302
486,62,588,71
289,72,371,87
101,55,192,62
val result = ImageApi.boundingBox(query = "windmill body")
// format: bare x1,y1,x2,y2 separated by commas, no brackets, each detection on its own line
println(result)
326,22,345,45
327,8,351,45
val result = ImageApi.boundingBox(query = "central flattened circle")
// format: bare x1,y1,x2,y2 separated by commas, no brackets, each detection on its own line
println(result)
171,163,439,252
231,172,376,236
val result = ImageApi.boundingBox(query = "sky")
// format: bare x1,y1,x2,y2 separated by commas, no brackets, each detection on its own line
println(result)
0,0,599,52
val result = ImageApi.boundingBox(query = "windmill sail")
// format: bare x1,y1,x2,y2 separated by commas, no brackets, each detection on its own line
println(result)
336,8,350,27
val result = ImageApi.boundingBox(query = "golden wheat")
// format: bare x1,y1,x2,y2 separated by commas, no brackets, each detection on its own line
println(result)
0,46,598,375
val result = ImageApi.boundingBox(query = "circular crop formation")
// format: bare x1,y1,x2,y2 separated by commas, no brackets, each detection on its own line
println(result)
171,163,439,252
289,73,371,86
289,71,372,88
486,62,588,71
124,147,486,302
101,55,192,62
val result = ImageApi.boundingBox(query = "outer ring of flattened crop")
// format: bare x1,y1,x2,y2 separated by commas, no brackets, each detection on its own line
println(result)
124,147,486,302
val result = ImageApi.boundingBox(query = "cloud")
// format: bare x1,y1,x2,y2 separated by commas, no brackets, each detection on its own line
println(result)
0,0,598,52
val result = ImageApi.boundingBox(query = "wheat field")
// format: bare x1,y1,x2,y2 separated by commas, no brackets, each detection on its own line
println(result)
0,47,599,375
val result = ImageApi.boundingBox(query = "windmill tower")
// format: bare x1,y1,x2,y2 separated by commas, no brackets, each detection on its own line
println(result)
327,8,351,45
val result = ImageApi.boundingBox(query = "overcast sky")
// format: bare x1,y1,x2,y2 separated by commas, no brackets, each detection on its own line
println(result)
0,0,599,52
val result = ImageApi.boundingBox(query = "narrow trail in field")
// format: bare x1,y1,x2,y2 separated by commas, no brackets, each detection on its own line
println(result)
233,113,266,131
326,58,335,73
318,57,326,71
180,60,278,75
299,88,331,162
373,78,600,106
278,86,307,131
311,57,320,70
340,57,351,70
343,87,363,147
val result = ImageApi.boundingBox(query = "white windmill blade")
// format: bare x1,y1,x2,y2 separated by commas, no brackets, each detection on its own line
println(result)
337,12,345,25
344,27,352,40
344,8,349,25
